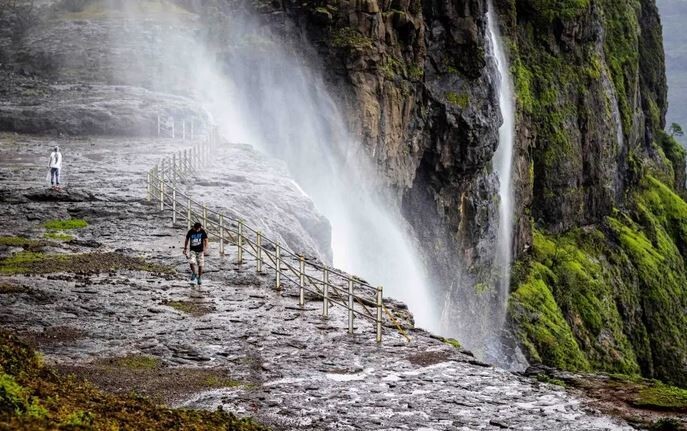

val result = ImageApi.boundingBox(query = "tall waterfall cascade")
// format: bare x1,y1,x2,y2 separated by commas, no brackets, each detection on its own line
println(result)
487,2,517,361
189,16,440,332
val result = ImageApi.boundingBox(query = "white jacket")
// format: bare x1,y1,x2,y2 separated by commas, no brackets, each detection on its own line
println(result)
49,151,62,169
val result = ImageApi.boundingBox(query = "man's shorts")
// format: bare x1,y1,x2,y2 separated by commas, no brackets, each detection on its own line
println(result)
188,251,205,266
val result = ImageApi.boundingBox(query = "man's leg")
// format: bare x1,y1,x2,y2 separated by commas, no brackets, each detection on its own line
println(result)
197,252,204,285
188,253,197,282
55,168,60,186
50,168,56,186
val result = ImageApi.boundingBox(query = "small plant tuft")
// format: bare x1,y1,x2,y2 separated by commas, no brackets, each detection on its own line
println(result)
44,232,74,241
43,218,88,230
446,91,469,108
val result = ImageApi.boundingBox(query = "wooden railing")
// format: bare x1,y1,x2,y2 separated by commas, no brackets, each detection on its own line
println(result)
146,120,410,343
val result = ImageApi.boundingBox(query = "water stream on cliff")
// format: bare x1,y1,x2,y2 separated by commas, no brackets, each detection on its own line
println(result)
486,3,516,363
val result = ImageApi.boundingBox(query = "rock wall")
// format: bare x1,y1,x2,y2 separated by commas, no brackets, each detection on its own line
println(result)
252,0,687,384
251,0,508,346
498,0,686,387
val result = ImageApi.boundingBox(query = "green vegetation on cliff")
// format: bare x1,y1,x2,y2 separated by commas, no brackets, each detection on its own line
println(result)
518,0,590,22
511,176,687,387
0,331,266,430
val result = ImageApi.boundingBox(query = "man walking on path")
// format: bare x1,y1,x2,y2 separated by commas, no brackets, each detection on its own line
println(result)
184,222,208,285
48,145,62,189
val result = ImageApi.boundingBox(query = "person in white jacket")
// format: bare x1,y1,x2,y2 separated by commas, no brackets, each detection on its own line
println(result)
48,146,62,188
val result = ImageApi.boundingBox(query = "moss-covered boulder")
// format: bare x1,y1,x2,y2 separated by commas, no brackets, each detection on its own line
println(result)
511,176,687,387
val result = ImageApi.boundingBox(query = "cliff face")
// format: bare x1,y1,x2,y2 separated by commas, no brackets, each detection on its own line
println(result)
262,0,687,385
504,0,687,388
265,0,510,347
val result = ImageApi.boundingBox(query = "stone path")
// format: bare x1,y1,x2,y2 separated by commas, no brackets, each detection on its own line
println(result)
0,135,633,430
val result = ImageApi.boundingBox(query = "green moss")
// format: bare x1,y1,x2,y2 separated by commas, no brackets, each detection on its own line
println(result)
0,372,27,415
43,218,88,230
43,232,74,241
511,228,640,374
408,64,424,79
473,282,491,294
0,237,41,248
61,410,95,427
635,384,687,410
512,176,687,386
605,177,687,386
521,0,590,22
380,56,405,80
443,338,461,349
431,336,462,349
509,260,590,371
446,91,469,108
657,130,687,190
511,59,534,113
25,398,48,419
535,374,567,388
599,0,642,135
202,376,244,389
110,355,161,370
0,251,58,274
0,331,266,429
0,251,172,275
331,28,372,50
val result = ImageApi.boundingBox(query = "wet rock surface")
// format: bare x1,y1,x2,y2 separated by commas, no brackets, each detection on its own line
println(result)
0,135,635,430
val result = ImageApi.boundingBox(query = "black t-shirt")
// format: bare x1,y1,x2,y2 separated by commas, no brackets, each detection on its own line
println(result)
186,229,208,252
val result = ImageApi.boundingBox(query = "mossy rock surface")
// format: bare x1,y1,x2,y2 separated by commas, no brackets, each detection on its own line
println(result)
510,176,687,387
43,218,88,230
0,251,172,275
43,232,74,241
0,331,267,429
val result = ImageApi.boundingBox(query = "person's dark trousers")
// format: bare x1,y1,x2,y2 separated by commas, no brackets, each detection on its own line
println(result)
50,168,60,185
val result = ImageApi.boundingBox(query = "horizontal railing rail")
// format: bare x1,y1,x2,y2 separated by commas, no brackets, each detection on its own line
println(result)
146,120,411,343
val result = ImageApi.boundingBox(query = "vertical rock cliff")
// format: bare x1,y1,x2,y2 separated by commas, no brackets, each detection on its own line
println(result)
249,0,687,385
263,0,511,354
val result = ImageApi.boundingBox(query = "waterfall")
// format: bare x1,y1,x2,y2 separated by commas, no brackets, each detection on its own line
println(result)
183,14,440,332
487,2,516,358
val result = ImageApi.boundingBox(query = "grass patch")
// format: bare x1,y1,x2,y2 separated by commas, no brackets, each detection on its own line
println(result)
109,355,161,370
429,335,462,349
535,374,567,388
634,384,687,411
0,237,41,248
43,232,73,241
0,330,267,429
331,27,373,49
0,251,173,275
442,338,462,349
202,375,244,389
43,218,88,230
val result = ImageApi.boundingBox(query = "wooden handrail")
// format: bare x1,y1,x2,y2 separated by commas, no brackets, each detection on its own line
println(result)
145,117,413,343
